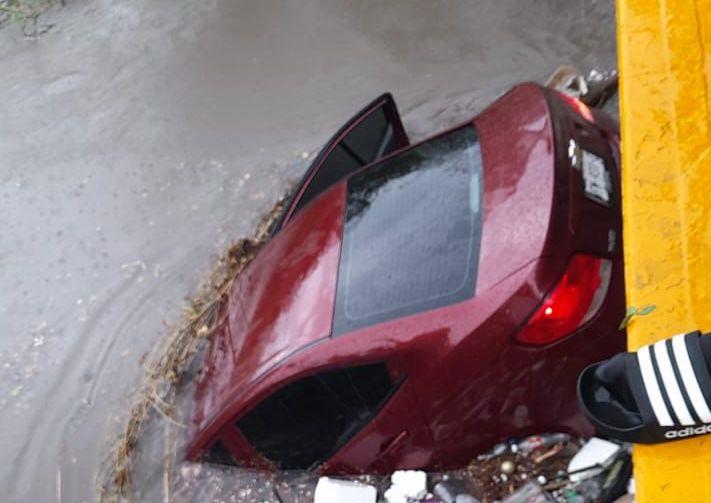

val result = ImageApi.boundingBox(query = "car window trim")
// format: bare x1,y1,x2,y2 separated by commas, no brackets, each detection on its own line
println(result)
273,93,407,233
282,95,391,224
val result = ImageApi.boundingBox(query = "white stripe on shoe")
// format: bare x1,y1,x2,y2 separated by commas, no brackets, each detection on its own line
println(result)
653,340,695,425
672,333,711,423
638,345,674,426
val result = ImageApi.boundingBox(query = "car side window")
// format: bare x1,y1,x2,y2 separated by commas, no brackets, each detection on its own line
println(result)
292,144,361,216
236,363,397,470
274,94,409,233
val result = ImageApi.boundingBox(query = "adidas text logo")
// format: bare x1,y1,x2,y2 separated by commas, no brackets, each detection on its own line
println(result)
664,424,711,439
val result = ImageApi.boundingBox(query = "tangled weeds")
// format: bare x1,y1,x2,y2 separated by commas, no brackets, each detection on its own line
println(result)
99,193,289,501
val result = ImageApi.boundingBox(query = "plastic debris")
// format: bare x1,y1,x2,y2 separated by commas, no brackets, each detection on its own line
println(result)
501,482,555,503
477,442,508,460
175,432,635,503
600,451,633,502
433,481,458,503
384,470,428,503
587,69,604,83
571,478,602,502
567,437,621,482
313,477,376,503
433,480,478,503
515,433,571,454
545,65,588,98
492,443,508,456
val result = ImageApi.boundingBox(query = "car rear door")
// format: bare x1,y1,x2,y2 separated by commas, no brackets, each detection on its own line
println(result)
232,362,427,472
321,376,435,474
273,93,409,233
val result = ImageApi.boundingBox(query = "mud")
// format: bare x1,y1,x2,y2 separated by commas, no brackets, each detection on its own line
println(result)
0,1,616,501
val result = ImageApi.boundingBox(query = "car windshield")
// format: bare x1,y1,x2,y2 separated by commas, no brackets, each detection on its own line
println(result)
333,126,484,335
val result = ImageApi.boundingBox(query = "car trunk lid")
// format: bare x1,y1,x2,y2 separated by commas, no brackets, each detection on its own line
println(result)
474,83,557,293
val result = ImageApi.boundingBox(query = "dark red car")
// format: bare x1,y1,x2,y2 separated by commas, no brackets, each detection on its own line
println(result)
187,83,625,473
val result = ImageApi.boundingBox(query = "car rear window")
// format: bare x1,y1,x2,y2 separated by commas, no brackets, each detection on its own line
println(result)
333,126,483,335
236,363,396,470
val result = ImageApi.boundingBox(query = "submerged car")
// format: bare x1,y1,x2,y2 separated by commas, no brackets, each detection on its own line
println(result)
187,83,625,473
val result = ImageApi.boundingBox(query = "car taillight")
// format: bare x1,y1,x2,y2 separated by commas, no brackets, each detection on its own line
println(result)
556,91,595,123
517,254,611,345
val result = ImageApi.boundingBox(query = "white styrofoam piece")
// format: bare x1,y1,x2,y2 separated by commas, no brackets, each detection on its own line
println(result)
384,470,428,503
313,477,377,503
568,437,621,482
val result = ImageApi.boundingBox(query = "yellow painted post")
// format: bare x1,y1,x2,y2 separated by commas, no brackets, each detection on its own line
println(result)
617,0,711,500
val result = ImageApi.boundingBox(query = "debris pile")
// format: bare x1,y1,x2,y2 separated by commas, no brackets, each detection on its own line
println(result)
171,435,634,503
303,435,634,503
467,435,632,502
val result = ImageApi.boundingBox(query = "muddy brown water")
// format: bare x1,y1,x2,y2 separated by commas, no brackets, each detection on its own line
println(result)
0,1,616,501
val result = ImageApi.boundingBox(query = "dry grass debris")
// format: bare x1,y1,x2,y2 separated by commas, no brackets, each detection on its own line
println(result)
100,194,288,500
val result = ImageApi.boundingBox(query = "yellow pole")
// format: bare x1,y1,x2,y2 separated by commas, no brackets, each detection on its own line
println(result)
617,0,711,500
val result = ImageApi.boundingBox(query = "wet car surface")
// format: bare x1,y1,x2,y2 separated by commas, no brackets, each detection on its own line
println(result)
188,83,625,474
0,1,617,501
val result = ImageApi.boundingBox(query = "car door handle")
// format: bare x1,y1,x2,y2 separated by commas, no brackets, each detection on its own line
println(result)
379,430,409,457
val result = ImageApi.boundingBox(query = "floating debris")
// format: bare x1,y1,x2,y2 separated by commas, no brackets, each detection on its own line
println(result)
314,477,377,503
567,437,621,482
384,470,428,503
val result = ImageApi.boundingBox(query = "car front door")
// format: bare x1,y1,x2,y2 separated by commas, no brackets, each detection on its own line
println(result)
272,93,409,234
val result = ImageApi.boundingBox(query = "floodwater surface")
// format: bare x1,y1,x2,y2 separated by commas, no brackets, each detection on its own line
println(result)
0,1,616,501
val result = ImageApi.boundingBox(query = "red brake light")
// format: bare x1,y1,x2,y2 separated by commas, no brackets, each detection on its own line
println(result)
556,91,595,123
517,254,611,345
